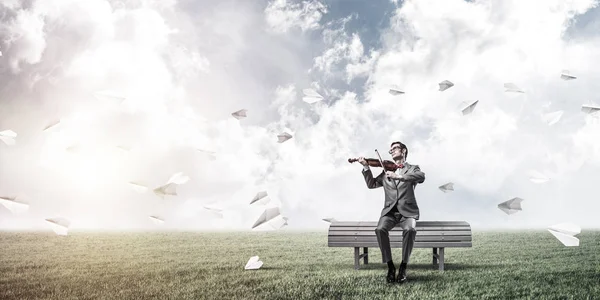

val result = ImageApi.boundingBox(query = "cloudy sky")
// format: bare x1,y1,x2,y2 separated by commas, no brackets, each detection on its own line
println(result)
1,0,600,232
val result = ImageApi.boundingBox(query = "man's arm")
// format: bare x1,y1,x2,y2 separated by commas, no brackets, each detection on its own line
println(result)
362,166,384,189
400,165,425,184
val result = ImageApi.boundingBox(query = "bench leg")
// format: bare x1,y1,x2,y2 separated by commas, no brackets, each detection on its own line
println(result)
354,247,360,270
438,247,445,271
363,247,368,264
433,247,438,265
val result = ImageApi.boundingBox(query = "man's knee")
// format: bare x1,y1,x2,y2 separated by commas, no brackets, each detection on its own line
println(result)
403,219,417,233
375,227,388,235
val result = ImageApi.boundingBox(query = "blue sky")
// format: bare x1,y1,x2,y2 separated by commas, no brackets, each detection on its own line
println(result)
1,0,600,232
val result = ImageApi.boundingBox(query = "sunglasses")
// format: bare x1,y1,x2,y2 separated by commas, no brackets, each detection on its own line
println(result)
389,145,403,154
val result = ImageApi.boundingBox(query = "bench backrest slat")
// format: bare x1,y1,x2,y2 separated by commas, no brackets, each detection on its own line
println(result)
328,220,473,248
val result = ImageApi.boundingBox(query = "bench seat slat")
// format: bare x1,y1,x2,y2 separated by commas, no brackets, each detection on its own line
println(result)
328,241,472,248
331,221,470,227
328,226,471,231
328,236,471,242
328,230,473,236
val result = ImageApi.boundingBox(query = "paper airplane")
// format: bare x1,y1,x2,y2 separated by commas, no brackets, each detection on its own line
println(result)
541,110,563,126
581,104,600,114
43,120,61,131
245,256,263,270
547,222,580,246
461,100,479,115
167,172,190,185
149,215,165,225
389,88,404,95
560,70,576,81
252,207,281,229
266,215,288,230
439,80,454,91
277,132,292,143
0,196,29,214
438,182,454,193
232,109,247,120
196,149,217,160
497,197,523,215
322,218,337,223
528,170,550,183
504,83,524,93
203,205,224,218
128,182,148,193
302,89,324,104
153,183,177,199
0,129,17,146
45,217,70,236
250,191,271,205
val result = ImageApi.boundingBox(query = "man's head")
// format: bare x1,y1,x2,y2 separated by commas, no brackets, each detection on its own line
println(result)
389,141,408,161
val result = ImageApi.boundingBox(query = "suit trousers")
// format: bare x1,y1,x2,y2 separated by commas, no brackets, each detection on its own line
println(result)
375,207,417,264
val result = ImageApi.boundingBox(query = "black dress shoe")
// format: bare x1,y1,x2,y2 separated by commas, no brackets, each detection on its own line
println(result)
397,265,407,283
386,268,396,283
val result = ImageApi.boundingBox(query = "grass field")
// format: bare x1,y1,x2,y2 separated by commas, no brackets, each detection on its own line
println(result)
1,230,599,299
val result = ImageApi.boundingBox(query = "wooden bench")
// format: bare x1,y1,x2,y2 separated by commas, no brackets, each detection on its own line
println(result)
327,221,472,271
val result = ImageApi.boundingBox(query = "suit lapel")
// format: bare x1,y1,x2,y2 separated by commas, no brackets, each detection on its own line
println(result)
394,164,409,188
401,163,410,175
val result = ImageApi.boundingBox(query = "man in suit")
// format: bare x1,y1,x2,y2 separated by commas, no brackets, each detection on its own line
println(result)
358,141,425,283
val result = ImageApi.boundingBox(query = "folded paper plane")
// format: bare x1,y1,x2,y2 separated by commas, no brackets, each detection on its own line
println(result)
277,132,292,143
232,109,247,120
245,256,263,270
504,83,524,93
45,217,71,236
149,215,165,225
302,89,324,104
43,120,61,132
461,100,479,115
0,129,17,146
0,196,29,214
541,111,563,126
497,197,523,215
528,170,550,183
250,191,271,205
153,183,177,199
389,88,404,95
439,80,454,91
581,104,600,114
252,207,281,229
438,182,454,193
548,222,580,246
560,70,576,81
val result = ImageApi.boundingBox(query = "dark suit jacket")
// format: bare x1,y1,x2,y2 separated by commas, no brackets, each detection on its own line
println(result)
362,163,425,219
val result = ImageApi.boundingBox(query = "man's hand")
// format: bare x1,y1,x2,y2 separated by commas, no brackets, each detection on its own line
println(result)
358,157,368,166
385,171,403,180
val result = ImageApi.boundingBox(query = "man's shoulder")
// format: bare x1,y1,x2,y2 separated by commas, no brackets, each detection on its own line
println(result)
405,162,421,169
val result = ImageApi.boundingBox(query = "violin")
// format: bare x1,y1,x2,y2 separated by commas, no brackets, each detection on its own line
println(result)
348,158,400,172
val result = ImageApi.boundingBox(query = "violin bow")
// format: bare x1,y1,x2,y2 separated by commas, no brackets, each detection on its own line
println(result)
374,149,391,181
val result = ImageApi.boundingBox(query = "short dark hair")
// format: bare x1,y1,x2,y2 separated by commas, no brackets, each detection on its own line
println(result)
390,141,408,159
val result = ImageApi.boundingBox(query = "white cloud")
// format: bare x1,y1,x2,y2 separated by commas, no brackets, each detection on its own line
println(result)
264,0,328,34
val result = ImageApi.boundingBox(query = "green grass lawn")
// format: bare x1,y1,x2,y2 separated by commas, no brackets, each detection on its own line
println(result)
1,230,599,299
